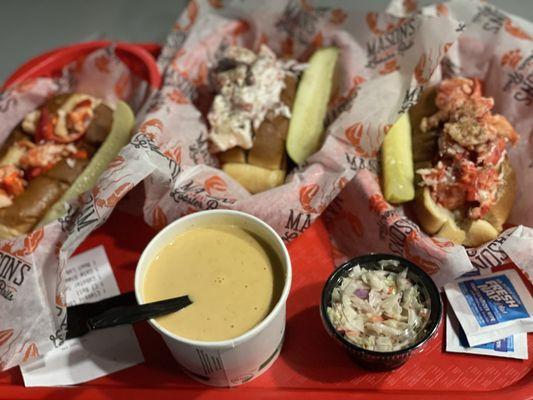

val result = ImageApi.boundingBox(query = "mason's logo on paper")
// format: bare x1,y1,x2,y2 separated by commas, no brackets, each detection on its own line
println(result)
466,233,510,270
76,193,100,232
365,15,417,69
299,184,321,214
282,209,312,241
170,179,235,210
502,52,533,106
131,133,181,181
344,153,378,173
189,131,214,166
472,5,506,34
398,85,424,114
0,252,32,302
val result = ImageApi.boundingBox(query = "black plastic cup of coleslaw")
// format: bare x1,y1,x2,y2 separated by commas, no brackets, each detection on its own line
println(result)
320,253,442,371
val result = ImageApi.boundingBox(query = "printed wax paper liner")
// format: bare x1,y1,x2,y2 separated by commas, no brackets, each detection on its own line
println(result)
135,0,460,248
324,0,533,287
0,47,153,370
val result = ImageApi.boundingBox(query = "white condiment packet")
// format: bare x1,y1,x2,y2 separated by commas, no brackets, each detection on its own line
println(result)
444,268,533,347
445,307,528,360
501,225,533,279
20,246,144,387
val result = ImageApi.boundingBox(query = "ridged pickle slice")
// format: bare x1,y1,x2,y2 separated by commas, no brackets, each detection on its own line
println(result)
286,47,339,165
381,113,415,203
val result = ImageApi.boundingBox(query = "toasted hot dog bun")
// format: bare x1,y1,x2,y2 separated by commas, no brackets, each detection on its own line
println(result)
410,85,516,247
409,86,438,167
413,160,515,247
413,186,452,235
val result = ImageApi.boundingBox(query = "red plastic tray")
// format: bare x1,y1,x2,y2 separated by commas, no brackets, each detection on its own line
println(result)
0,42,531,399
0,210,531,399
2,40,161,90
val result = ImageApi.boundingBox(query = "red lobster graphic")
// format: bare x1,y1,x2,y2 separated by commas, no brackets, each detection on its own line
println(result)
174,0,198,32
345,122,379,158
152,206,168,231
0,330,13,347
139,118,163,140
504,19,532,41
0,228,44,258
299,184,321,213
95,182,134,208
204,176,227,195
501,49,523,69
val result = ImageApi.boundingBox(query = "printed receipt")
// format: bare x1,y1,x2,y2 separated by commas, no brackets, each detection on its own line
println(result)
20,246,144,386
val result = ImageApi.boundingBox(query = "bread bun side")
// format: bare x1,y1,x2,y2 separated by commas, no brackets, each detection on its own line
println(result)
410,87,438,164
413,186,452,235
412,158,516,247
437,219,466,245
463,219,499,247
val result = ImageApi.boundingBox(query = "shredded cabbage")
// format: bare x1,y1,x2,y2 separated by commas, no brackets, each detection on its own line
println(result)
327,262,430,352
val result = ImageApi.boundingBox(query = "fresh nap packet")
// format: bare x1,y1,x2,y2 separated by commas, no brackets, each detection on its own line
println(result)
446,307,528,360
444,269,533,347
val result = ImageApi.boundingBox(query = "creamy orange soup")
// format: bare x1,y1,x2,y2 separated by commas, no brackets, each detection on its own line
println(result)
143,225,283,341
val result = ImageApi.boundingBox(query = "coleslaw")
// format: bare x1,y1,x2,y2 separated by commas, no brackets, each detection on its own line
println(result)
327,260,430,352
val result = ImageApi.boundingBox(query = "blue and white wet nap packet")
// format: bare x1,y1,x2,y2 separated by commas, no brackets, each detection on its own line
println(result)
444,269,533,347
446,308,528,360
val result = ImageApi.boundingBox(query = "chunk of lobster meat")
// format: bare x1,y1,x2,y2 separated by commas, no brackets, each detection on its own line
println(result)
477,138,507,166
19,143,77,169
0,165,26,201
482,114,519,145
435,77,493,118
434,183,466,211
436,78,476,111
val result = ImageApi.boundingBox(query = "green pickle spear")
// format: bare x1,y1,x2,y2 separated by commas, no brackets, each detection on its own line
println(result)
286,47,339,165
381,113,415,203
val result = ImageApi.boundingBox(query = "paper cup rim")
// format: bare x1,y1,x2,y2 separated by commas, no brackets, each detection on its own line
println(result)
134,209,292,348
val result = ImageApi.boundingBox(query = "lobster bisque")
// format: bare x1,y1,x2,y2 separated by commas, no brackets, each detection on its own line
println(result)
142,225,283,341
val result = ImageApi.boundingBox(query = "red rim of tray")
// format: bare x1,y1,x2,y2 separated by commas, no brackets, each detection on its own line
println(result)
2,40,161,90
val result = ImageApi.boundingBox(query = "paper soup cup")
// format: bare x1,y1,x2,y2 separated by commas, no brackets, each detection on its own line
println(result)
134,210,292,387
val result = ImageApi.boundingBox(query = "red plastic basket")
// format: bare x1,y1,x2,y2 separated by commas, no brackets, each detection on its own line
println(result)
2,40,161,90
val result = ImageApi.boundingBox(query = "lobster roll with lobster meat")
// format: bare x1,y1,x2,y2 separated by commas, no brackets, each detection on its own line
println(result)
0,93,135,238
410,77,518,247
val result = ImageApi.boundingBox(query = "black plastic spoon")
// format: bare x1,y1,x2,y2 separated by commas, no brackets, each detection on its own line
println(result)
66,291,191,339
